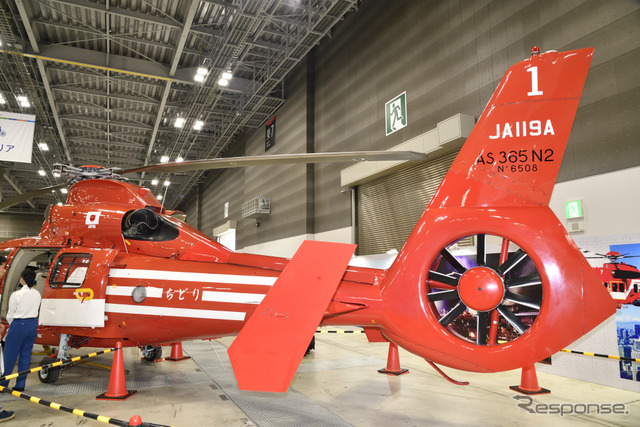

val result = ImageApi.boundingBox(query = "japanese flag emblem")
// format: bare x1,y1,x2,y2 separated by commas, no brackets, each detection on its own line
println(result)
86,211,101,228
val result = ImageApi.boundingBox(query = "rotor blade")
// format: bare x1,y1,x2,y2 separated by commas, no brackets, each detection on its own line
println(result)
476,233,486,266
0,183,67,211
497,305,528,334
505,274,542,288
497,249,528,276
504,290,541,310
122,151,428,174
440,247,467,274
439,301,467,326
476,311,489,345
428,270,459,287
427,289,459,302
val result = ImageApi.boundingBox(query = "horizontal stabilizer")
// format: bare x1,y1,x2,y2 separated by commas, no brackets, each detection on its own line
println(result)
228,240,356,392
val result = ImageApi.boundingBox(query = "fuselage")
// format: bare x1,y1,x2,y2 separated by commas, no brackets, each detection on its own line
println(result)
0,178,384,350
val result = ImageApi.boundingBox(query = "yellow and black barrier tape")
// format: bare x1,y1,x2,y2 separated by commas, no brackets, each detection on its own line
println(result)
0,347,116,383
315,329,364,334
0,385,171,426
561,349,640,363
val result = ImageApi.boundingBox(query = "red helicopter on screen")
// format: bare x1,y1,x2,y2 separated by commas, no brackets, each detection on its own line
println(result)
0,47,616,392
588,251,640,307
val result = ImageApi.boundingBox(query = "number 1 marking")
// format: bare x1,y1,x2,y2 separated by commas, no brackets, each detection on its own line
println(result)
527,66,543,96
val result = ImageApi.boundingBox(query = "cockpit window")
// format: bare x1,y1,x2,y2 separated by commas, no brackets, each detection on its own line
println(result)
122,208,179,241
50,254,92,288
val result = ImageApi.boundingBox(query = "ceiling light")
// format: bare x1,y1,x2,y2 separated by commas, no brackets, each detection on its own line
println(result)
163,180,170,186
160,155,169,163
20,101,30,108
61,188,68,194
39,142,49,151
175,156,184,163
194,67,208,82
151,178,159,185
53,171,60,178
157,194,163,200
0,96,5,105
221,71,232,80
174,117,185,128
217,78,229,87
38,169,45,176
193,120,204,130
16,96,28,102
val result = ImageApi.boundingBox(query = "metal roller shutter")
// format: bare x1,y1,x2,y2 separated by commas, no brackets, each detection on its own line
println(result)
356,151,458,255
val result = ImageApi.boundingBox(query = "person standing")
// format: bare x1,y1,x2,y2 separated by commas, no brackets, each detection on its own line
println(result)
0,268,41,397
0,256,15,422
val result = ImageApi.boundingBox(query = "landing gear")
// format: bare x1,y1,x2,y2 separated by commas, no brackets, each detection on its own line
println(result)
142,345,162,361
38,333,72,384
305,336,315,355
38,356,61,384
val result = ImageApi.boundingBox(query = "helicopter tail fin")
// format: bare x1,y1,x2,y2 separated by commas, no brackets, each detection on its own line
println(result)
429,47,593,209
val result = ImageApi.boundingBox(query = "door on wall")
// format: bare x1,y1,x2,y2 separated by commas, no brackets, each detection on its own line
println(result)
356,151,457,255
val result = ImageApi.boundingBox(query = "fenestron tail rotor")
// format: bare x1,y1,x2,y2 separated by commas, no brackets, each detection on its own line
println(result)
427,234,542,346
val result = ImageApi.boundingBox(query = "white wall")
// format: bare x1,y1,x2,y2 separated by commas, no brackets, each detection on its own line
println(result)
542,166,640,392
550,166,640,259
240,227,353,259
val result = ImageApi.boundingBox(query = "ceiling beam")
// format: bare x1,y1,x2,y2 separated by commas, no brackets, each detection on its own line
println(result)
45,0,182,29
14,0,73,163
144,0,200,176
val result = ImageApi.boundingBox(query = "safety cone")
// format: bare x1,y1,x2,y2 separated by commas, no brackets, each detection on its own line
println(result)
97,342,137,400
166,342,191,362
510,364,550,394
378,342,409,375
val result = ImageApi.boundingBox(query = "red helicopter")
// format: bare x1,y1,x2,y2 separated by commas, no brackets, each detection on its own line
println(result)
0,47,616,393
589,251,640,307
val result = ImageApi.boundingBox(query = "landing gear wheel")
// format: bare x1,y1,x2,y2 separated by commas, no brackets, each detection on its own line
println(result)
305,336,315,355
38,357,61,384
427,233,543,346
142,345,162,361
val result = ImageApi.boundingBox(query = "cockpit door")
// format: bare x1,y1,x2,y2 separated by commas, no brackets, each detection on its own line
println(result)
40,248,118,328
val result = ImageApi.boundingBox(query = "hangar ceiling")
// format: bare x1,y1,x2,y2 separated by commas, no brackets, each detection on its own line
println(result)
0,0,357,213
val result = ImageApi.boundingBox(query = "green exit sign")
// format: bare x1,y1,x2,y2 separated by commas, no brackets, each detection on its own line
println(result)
565,200,583,219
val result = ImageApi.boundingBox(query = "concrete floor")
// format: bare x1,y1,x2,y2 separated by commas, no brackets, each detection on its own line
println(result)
0,330,638,426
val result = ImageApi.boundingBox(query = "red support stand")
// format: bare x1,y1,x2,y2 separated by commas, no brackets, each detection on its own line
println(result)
166,342,191,362
97,342,137,400
128,415,142,426
509,364,550,395
378,342,409,376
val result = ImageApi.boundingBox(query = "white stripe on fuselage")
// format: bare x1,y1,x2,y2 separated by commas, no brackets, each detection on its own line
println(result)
106,286,163,298
201,291,265,305
108,268,277,286
105,303,246,321
105,286,265,304
101,269,274,321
